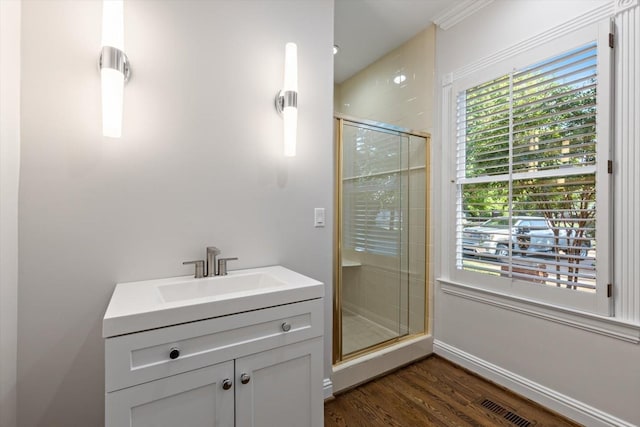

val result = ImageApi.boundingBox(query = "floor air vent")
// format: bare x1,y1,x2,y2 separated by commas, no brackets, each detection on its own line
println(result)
479,398,533,427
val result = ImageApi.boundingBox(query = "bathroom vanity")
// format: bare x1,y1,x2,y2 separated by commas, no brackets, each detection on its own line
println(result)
103,266,324,427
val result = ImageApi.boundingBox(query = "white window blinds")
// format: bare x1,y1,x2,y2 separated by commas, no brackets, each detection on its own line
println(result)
456,40,608,296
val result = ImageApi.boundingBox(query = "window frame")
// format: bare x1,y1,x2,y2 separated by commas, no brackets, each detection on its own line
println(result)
447,19,613,316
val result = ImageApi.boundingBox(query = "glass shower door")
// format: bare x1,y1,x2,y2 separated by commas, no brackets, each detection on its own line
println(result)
340,122,410,357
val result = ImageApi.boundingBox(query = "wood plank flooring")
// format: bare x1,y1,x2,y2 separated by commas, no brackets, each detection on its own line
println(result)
325,356,581,427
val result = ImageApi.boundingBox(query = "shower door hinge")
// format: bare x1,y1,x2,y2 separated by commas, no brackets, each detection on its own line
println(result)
609,33,614,48
608,160,613,174
607,283,612,298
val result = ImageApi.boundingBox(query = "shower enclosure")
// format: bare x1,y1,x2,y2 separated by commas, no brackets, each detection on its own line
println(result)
334,115,429,363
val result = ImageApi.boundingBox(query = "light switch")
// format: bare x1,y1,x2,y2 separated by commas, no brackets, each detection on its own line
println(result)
314,208,325,227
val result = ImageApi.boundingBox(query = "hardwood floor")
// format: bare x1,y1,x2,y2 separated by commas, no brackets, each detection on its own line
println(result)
325,356,581,427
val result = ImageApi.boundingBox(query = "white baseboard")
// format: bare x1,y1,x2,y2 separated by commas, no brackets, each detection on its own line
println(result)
434,340,635,427
332,334,433,394
323,377,333,400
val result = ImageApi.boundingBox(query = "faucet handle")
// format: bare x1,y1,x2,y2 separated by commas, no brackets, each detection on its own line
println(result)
183,260,205,278
217,257,238,276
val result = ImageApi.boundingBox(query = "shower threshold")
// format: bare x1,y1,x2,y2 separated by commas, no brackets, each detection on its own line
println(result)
332,333,433,394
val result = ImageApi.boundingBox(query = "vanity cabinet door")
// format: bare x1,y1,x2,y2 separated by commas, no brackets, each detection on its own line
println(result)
234,337,324,427
106,360,234,427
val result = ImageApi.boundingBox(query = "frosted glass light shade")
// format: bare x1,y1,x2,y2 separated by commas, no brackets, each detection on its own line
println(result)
101,68,124,138
101,0,126,138
283,43,297,92
283,107,297,157
102,0,124,50
282,42,297,157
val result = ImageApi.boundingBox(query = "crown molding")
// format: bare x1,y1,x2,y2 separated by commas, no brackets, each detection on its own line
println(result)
448,1,615,83
616,0,639,14
434,0,636,33
432,0,494,30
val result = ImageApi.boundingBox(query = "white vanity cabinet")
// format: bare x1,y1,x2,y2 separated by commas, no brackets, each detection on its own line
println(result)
234,338,323,427
104,297,324,427
106,360,235,427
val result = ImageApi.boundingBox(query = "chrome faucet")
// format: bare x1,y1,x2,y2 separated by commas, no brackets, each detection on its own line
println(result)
206,246,221,277
183,247,237,278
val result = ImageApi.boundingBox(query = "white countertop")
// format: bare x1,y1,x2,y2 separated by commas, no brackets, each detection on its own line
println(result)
103,265,324,338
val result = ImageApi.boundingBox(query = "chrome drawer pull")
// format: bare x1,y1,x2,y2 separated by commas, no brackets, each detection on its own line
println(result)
169,347,180,360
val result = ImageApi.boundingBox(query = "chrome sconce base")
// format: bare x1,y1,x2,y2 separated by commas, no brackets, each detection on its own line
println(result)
275,90,297,114
99,45,131,81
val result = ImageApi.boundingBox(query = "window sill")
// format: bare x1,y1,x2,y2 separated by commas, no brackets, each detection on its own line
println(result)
437,278,640,344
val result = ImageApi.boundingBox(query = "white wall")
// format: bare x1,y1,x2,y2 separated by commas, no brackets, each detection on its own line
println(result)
18,1,334,426
434,1,640,426
0,2,21,426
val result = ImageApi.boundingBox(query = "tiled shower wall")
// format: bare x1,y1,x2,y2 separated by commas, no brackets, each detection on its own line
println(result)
335,25,435,133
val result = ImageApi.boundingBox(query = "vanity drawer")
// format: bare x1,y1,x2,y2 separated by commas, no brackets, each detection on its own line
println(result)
105,298,323,392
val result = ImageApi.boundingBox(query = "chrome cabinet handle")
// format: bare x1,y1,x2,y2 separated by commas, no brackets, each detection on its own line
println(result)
169,347,180,360
240,373,251,384
222,379,233,390
281,322,291,332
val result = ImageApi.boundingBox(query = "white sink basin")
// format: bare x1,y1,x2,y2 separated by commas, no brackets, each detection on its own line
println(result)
103,265,324,337
158,272,287,303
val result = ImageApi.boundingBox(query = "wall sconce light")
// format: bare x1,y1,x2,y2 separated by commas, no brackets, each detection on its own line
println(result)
275,43,298,157
100,0,130,138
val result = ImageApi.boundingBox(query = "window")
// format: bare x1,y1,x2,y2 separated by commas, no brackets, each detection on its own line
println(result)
452,22,612,315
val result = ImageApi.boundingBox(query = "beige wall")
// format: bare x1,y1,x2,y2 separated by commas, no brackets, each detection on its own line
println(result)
335,25,435,133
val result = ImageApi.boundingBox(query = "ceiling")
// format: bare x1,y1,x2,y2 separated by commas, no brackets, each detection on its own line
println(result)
334,0,466,83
